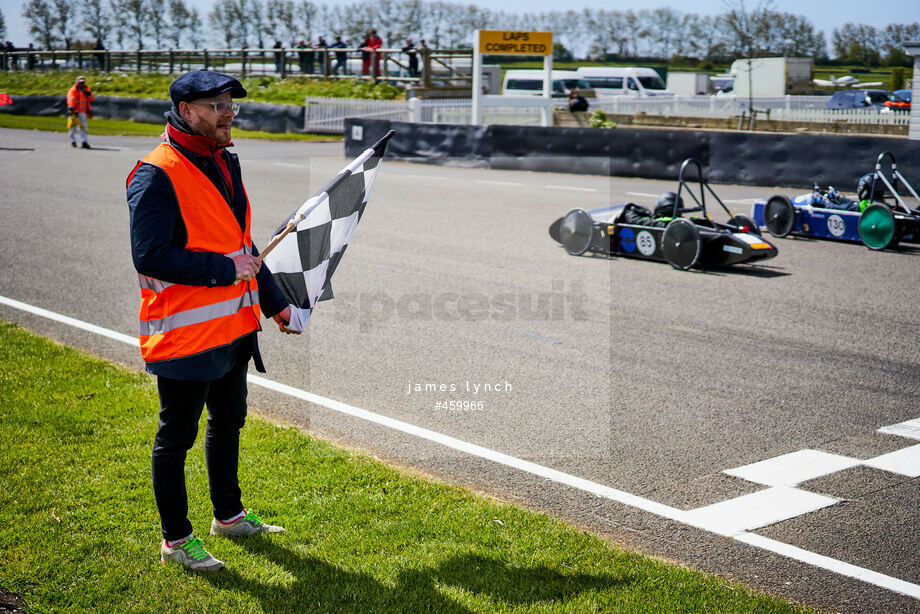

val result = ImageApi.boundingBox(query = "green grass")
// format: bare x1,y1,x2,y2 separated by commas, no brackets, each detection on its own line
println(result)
0,71,403,103
0,113,340,141
0,320,816,613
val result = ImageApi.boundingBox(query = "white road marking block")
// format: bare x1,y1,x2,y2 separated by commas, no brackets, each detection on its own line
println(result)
724,449,862,487
863,444,920,478
684,486,839,536
878,418,920,441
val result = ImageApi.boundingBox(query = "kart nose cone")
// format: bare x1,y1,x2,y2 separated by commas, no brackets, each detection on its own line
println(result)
560,208,594,255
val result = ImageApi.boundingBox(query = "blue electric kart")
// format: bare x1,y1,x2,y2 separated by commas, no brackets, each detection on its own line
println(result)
752,152,920,250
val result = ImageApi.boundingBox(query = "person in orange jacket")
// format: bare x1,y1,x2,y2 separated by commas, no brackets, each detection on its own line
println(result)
66,76,94,149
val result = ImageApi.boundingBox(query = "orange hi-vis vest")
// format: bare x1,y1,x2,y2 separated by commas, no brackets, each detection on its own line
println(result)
130,144,261,363
66,84,94,114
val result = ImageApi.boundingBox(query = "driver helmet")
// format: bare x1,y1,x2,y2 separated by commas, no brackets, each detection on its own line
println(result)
654,192,684,217
857,173,884,203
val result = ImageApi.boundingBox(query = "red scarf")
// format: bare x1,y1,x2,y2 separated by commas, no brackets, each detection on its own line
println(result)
165,122,233,199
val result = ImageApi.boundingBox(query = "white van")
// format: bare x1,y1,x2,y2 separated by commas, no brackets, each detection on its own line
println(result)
502,70,591,97
576,67,673,98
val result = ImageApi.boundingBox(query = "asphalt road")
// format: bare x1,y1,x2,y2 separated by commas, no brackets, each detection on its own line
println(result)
1,127,918,613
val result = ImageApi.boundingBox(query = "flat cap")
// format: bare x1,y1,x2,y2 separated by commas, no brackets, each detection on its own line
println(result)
169,70,247,108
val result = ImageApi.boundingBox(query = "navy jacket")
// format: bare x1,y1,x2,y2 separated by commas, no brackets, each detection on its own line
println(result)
128,113,288,381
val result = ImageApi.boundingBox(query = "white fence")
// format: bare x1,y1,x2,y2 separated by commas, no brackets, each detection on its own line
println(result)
304,98,411,133
304,96,543,132
768,108,911,125
591,95,910,125
304,95,911,133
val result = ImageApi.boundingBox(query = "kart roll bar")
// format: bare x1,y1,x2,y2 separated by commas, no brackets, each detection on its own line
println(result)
868,152,920,214
674,158,736,220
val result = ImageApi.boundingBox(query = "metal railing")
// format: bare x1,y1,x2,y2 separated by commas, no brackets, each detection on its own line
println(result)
0,47,473,85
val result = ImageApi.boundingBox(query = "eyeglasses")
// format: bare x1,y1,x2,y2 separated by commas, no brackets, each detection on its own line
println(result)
192,101,241,116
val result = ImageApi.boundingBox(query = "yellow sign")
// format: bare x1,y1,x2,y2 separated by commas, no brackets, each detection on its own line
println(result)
478,30,553,56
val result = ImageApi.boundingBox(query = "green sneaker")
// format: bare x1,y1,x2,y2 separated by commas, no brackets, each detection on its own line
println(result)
160,536,225,572
210,510,285,537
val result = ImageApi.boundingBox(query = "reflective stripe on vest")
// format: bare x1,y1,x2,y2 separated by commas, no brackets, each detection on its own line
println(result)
133,143,260,363
137,246,252,293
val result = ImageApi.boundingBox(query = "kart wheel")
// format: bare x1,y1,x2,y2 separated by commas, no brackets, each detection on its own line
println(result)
662,219,701,270
559,208,594,256
859,203,897,250
730,214,761,236
764,195,795,238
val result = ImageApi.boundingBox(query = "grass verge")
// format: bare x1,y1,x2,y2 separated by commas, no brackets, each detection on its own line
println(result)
0,72,403,102
0,113,340,141
0,320,815,613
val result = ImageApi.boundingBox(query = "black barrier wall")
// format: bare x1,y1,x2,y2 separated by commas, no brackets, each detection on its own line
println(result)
0,95,306,134
345,119,920,189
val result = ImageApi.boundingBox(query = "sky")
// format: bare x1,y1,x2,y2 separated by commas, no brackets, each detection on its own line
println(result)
1,0,917,48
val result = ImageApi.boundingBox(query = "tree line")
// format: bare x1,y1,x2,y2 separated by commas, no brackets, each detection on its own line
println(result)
7,0,919,66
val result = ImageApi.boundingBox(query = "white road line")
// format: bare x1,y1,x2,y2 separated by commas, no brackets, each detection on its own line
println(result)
0,296,138,346
475,179,524,187
737,533,920,600
544,185,598,193
394,173,449,181
625,191,660,198
666,325,701,334
2,293,919,601
273,162,310,169
513,328,562,344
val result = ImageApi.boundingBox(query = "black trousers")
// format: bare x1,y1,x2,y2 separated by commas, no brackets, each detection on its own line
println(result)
151,353,249,541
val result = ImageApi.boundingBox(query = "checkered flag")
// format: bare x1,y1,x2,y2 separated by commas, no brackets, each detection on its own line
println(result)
261,130,394,330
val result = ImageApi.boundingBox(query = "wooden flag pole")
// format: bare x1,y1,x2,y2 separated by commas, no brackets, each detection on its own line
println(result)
234,220,296,285
257,220,297,262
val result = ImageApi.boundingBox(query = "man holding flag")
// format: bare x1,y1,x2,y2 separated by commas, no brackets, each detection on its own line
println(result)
127,70,298,573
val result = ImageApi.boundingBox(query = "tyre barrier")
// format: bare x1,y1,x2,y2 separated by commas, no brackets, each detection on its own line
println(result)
345,118,920,189
0,94,306,134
